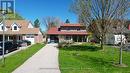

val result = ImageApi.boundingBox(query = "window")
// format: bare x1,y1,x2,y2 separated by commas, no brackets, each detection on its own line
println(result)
65,36,71,40
14,26,17,30
66,27,71,31
26,35,30,38
117,38,121,41
30,35,34,38
26,34,34,38
1,26,4,30
58,28,61,31
77,28,80,31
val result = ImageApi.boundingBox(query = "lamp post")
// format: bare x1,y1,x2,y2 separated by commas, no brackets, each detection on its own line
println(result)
1,11,6,66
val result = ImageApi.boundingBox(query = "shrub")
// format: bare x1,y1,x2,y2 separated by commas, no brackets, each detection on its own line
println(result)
58,40,74,48
58,41,67,48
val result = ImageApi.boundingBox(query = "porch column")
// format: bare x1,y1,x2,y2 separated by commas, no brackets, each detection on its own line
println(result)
78,35,79,42
58,35,61,43
81,36,83,42
8,35,10,41
71,35,72,41
86,36,88,42
77,35,78,42
17,35,19,40
47,35,50,43
18,35,19,40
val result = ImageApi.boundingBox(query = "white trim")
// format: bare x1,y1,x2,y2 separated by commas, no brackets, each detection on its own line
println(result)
11,23,20,31
28,22,34,28
0,23,8,31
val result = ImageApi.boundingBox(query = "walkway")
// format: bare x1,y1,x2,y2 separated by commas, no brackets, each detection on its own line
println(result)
12,43,60,73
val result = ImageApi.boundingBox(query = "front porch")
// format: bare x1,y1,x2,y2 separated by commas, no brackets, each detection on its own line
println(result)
0,35,23,41
48,35,88,43
59,35,88,43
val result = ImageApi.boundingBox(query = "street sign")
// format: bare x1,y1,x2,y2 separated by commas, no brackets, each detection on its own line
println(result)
0,0,15,14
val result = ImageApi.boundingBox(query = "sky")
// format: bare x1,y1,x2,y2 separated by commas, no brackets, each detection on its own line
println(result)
15,0,78,31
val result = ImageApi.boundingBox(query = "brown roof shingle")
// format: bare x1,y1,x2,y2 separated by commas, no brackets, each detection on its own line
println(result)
0,20,40,35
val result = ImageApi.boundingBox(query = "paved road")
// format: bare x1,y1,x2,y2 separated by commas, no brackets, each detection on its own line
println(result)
12,44,60,73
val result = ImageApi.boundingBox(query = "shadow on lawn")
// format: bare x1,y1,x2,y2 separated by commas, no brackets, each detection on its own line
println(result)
74,55,114,72
78,55,112,66
60,45,102,51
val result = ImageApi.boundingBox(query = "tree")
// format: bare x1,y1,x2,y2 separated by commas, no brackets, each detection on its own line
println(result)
43,16,61,31
71,0,130,50
34,19,40,28
65,19,70,23
71,0,130,66
0,11,23,20
43,16,61,43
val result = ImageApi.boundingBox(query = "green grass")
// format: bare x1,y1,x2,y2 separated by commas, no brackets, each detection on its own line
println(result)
59,43,130,73
0,43,44,73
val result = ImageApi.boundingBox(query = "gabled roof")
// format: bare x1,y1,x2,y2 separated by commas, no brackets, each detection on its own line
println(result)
60,23,85,27
0,20,40,35
4,20,29,27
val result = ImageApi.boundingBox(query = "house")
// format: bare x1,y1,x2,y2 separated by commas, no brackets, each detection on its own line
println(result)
105,21,130,45
105,34,126,45
47,23,90,43
0,20,43,44
124,23,130,42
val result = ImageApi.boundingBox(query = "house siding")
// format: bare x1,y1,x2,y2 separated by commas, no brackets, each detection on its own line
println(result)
34,34,43,43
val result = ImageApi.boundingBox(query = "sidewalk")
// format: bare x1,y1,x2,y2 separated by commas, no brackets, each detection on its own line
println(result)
12,43,60,73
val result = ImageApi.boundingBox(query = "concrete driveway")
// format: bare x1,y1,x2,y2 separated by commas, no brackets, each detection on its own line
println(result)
13,43,60,73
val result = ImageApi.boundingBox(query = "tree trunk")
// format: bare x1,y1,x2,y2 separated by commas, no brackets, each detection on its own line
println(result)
100,36,104,50
119,35,123,65
119,47,123,65
46,35,48,44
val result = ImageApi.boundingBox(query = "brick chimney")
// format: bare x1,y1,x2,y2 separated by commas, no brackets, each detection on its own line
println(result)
129,24,130,30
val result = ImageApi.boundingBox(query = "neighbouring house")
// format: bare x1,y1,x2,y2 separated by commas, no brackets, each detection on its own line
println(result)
105,21,130,45
124,22,130,42
105,34,126,45
0,20,43,44
47,23,90,43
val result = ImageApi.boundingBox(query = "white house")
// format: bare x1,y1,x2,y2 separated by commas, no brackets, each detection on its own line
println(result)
105,34,126,45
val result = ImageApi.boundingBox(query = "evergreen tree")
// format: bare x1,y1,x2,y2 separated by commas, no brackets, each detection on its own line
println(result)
65,19,70,23
34,19,40,28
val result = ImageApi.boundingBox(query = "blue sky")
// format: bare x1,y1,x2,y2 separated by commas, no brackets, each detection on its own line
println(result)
15,0,77,31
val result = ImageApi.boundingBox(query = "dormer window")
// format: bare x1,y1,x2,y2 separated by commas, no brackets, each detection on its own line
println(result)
11,23,20,31
14,26,17,30
0,25,7,31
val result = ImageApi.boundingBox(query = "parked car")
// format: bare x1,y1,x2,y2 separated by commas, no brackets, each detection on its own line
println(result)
16,40,31,47
22,40,31,46
0,41,18,55
16,40,27,47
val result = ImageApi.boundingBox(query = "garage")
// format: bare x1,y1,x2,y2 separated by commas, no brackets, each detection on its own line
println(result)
48,35,59,43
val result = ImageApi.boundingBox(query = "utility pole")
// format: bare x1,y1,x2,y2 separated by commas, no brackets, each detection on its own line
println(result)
2,11,6,66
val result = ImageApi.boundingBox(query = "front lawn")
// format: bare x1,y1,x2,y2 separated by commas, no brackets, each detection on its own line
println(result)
59,43,130,73
0,43,44,73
